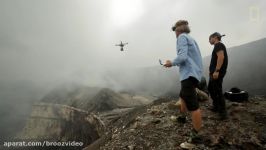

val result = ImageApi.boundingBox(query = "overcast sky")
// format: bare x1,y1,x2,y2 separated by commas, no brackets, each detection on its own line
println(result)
0,0,265,88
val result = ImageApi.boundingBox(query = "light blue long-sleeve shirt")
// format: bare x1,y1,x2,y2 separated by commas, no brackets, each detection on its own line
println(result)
172,33,203,82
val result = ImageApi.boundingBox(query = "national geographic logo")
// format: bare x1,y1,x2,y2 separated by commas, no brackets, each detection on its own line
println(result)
249,6,260,22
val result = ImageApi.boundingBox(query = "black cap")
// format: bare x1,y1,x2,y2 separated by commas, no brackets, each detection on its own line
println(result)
210,32,225,38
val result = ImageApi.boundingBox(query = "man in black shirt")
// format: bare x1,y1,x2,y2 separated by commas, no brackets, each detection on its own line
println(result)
208,32,228,120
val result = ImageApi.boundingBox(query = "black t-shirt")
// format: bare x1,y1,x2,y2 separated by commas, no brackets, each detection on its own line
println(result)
209,42,228,75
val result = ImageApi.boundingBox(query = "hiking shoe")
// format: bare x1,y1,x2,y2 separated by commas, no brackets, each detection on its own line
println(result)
180,129,202,149
180,142,195,149
188,129,203,144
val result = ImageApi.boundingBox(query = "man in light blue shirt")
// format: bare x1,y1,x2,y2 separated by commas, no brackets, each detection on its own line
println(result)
171,33,203,82
164,20,203,149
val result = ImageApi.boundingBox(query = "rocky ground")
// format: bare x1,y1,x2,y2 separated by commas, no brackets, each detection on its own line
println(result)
85,95,266,150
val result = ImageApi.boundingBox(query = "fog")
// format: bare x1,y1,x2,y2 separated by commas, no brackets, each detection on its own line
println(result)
0,0,265,88
0,0,265,141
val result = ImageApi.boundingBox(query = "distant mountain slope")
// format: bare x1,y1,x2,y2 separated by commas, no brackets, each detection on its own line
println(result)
41,86,102,109
102,66,179,97
86,88,151,112
225,38,266,94
41,86,152,112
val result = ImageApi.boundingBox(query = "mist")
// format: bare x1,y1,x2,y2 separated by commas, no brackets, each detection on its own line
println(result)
0,0,266,142
0,0,265,88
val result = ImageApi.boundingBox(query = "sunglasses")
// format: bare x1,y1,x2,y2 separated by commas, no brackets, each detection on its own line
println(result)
172,26,176,31
159,59,163,65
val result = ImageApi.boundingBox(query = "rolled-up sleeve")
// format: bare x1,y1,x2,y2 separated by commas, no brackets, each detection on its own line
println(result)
172,35,188,66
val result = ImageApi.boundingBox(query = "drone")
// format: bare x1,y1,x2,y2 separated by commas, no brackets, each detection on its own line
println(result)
115,41,128,51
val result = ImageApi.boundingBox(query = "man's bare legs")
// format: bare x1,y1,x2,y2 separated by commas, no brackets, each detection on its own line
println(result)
179,98,187,113
191,109,202,132
179,97,202,132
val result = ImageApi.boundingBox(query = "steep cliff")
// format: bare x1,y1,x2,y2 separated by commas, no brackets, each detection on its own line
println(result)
16,103,105,149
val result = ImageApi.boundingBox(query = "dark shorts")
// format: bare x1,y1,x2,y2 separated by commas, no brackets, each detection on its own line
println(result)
179,76,199,111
